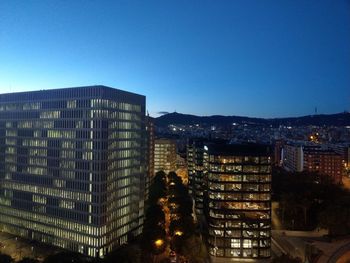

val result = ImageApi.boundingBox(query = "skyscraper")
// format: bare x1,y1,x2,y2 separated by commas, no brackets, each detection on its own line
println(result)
0,86,146,257
187,138,206,215
145,115,155,200
204,143,272,260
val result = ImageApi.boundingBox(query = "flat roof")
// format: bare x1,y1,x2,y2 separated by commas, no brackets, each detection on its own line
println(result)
0,85,145,103
206,143,272,156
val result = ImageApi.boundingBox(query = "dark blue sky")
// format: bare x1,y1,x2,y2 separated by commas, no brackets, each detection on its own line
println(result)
0,1,349,118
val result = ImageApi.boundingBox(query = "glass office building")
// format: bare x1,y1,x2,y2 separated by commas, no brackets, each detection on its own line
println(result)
205,143,271,260
0,86,146,257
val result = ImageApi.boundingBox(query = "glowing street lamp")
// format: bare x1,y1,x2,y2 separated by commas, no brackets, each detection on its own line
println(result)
154,239,164,247
174,230,183,236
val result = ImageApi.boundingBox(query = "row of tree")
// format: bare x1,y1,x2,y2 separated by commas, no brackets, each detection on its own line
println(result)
167,172,207,263
0,254,39,263
141,171,168,260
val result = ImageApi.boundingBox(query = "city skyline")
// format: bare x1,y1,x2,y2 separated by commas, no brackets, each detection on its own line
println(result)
0,1,349,118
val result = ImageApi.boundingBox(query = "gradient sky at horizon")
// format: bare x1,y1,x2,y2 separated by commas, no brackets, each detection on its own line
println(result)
0,0,349,118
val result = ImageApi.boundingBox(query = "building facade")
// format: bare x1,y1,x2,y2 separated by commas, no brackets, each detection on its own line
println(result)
303,148,343,184
154,139,176,175
283,143,304,172
204,143,272,260
187,139,206,215
145,115,155,200
0,86,146,257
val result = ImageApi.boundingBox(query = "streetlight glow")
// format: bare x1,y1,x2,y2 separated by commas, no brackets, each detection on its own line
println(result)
174,230,183,236
154,239,164,247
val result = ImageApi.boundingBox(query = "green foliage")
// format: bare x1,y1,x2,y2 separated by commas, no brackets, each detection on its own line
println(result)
169,216,195,237
142,171,168,256
177,235,207,263
148,172,167,204
0,253,13,263
144,205,165,227
273,167,350,232
318,194,350,236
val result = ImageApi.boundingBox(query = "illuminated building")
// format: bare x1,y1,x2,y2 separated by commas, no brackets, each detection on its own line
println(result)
154,139,176,174
187,139,206,215
328,143,350,174
145,115,155,199
283,143,304,172
0,86,146,257
204,143,272,260
303,148,343,184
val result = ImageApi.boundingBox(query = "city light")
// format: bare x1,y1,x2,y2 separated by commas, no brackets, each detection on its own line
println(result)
174,230,183,236
154,239,164,247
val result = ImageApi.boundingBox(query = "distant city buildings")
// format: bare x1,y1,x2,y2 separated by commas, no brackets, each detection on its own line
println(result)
0,86,146,257
154,138,177,175
282,141,345,183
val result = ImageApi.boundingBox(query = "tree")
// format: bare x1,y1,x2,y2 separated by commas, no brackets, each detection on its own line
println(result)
148,171,167,205
318,195,350,236
144,204,166,227
177,235,207,263
141,225,167,255
273,167,348,231
18,258,39,263
0,253,13,263
169,216,195,237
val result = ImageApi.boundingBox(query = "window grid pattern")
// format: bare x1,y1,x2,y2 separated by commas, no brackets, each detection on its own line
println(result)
0,86,146,258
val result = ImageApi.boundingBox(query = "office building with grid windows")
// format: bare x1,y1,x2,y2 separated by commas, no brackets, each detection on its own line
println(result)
0,86,146,257
187,138,206,215
154,138,176,175
204,143,272,260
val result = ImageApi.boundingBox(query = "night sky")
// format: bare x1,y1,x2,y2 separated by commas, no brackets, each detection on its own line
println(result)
0,0,349,118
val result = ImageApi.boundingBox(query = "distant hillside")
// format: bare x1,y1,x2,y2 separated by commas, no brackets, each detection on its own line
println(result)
155,112,350,127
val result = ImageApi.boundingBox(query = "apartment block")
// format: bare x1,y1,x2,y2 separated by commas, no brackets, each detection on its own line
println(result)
154,139,176,175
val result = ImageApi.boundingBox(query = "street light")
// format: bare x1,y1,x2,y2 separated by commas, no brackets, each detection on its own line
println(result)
174,230,183,236
154,239,164,248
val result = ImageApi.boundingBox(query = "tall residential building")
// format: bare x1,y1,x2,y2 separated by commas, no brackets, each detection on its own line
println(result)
0,86,146,257
328,143,350,170
283,143,304,172
303,148,343,184
204,143,272,260
154,139,176,174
